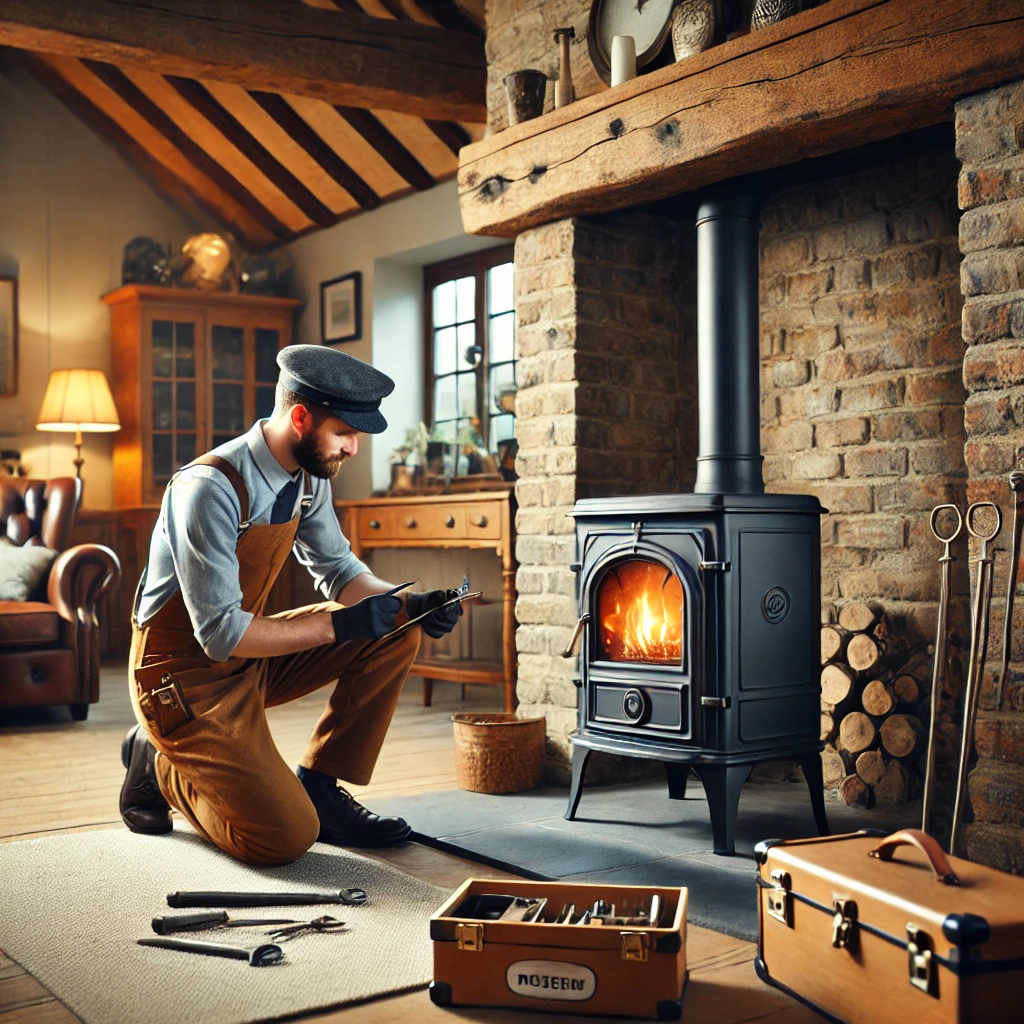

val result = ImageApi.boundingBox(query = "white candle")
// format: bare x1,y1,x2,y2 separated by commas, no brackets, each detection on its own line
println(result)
610,34,637,87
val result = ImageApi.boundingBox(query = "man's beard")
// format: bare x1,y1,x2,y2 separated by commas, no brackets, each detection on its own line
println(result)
292,431,346,479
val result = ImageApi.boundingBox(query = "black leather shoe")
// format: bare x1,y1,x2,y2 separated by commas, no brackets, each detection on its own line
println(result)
299,768,411,848
119,725,172,835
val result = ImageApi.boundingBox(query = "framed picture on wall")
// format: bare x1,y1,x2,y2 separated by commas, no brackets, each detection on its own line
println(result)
0,277,17,398
320,271,362,344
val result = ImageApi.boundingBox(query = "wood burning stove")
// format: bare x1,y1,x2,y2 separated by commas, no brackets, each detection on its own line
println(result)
563,183,831,854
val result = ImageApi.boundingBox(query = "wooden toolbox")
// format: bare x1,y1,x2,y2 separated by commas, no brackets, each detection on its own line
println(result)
756,829,1024,1023
429,878,688,1019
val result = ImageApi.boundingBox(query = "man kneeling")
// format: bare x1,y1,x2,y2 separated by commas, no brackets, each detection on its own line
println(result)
119,345,460,865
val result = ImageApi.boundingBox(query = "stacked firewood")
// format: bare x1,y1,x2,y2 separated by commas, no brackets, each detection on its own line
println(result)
819,602,931,806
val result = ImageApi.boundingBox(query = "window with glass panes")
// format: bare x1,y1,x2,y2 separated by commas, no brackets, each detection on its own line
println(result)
425,247,515,454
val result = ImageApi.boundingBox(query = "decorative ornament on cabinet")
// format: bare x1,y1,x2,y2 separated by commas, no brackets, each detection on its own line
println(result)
751,0,801,31
672,0,717,60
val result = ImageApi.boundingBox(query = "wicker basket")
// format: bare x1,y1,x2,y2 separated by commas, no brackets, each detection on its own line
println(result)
452,713,546,794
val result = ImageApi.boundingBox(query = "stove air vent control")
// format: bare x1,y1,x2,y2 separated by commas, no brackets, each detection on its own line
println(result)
622,688,650,725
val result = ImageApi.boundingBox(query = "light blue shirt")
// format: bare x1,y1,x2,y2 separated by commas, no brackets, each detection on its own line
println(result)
135,420,369,661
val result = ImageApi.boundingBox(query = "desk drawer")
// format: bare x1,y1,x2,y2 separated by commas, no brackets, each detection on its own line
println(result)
392,506,466,541
357,508,395,539
465,502,502,540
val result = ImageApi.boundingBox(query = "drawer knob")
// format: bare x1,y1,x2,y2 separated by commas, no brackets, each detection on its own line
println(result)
368,519,381,529
470,514,488,528
445,516,456,528
405,518,418,528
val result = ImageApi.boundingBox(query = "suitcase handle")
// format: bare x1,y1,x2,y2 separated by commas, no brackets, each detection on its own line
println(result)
868,829,960,885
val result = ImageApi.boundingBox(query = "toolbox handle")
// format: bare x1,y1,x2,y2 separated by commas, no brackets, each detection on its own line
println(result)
868,829,960,885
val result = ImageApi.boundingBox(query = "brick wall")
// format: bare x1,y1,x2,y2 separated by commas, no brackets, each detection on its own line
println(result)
513,212,697,777
956,79,1024,872
759,143,969,643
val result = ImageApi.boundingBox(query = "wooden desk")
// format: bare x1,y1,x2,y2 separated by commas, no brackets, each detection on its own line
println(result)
337,490,517,713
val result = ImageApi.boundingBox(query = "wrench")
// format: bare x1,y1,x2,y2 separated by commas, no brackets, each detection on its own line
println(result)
922,503,963,836
137,936,283,966
950,501,1002,857
995,472,1024,710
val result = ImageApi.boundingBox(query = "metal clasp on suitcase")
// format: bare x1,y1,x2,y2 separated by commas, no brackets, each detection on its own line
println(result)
831,899,858,951
766,870,791,927
906,924,937,996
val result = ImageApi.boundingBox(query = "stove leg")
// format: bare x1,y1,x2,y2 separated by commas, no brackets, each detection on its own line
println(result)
665,763,690,801
565,746,592,821
692,764,752,855
798,751,831,837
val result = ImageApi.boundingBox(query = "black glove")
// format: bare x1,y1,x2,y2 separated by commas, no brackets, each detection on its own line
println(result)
406,589,462,639
331,593,402,644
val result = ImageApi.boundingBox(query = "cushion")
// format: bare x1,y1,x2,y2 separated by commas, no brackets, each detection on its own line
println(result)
0,601,61,646
0,540,57,602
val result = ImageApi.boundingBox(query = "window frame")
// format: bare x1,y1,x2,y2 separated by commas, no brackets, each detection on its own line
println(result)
423,244,515,450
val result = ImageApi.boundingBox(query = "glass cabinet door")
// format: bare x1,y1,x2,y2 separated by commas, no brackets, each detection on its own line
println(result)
210,322,284,449
150,318,200,486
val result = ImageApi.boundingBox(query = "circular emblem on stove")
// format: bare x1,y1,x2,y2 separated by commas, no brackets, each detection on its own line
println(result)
622,688,650,724
762,586,791,624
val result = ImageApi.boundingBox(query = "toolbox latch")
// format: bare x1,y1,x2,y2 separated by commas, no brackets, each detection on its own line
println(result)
456,922,484,952
620,931,650,962
766,870,792,928
831,899,858,950
906,924,937,996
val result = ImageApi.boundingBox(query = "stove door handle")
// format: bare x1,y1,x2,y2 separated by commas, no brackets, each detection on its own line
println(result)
562,613,590,658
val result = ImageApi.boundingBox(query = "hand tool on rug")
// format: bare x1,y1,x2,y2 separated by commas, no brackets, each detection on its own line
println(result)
152,912,299,934
951,501,1002,857
166,888,368,908
996,472,1024,711
137,936,284,966
265,915,347,940
922,502,964,835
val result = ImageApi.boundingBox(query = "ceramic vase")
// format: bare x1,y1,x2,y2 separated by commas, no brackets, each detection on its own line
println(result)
672,0,716,61
751,0,801,31
610,35,637,87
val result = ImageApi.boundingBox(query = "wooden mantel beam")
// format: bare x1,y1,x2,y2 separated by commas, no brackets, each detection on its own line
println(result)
0,0,486,122
458,0,1024,237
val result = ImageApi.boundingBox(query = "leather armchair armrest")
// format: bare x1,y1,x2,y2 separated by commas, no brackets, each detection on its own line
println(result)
48,543,122,623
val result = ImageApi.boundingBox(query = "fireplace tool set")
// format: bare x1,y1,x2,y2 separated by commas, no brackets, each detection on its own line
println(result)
921,471,1024,856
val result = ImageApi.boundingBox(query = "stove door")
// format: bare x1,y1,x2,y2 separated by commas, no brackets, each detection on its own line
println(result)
579,532,705,743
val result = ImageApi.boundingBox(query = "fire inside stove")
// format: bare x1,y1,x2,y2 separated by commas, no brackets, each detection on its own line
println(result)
597,560,684,664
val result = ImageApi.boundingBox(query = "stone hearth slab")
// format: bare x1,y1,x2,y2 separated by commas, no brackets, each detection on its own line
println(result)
374,780,921,941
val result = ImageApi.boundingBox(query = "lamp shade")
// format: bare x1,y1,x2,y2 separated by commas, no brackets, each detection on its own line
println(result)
37,369,120,433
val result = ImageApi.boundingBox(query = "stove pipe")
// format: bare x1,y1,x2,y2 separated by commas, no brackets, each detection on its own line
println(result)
693,183,764,495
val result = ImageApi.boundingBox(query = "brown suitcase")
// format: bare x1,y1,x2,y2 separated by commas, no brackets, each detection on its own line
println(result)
430,878,688,1019
755,828,1024,1023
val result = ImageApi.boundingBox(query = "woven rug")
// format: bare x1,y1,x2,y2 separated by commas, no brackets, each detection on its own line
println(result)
0,828,448,1024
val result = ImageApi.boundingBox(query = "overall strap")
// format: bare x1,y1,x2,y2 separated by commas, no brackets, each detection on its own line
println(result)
300,470,313,517
187,454,251,526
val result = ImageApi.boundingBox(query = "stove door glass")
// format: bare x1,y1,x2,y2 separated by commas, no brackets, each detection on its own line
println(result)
596,559,684,664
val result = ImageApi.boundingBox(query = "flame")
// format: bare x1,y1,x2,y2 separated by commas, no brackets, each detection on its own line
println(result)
598,560,684,664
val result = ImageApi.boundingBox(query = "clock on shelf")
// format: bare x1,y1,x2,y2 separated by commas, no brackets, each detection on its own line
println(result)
587,0,677,85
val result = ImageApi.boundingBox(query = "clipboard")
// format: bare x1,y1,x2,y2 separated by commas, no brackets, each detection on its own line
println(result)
379,590,483,644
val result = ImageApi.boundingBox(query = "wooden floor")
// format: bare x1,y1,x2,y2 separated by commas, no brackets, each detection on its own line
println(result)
0,664,815,1024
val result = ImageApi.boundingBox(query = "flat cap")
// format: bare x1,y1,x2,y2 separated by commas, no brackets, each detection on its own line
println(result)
277,345,395,434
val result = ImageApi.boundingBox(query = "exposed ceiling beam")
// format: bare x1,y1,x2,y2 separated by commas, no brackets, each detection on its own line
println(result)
82,61,290,241
25,53,275,248
166,77,338,230
334,106,436,191
427,120,471,156
0,0,486,121
249,91,381,212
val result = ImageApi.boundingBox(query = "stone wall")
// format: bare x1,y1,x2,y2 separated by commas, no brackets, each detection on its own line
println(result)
759,140,969,643
513,212,697,777
955,79,1024,872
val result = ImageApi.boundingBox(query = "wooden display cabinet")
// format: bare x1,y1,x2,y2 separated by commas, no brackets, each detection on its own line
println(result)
103,285,302,508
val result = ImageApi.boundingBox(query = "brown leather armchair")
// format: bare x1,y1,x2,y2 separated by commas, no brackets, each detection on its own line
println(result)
0,477,120,720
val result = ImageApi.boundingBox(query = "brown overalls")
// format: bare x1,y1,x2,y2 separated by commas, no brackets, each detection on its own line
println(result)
129,455,421,866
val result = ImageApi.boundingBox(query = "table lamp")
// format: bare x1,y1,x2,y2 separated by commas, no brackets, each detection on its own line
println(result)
36,369,121,478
